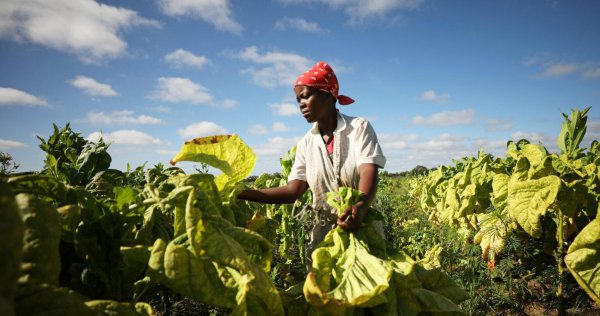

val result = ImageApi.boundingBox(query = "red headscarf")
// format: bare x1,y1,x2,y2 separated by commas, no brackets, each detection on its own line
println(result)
294,61,354,105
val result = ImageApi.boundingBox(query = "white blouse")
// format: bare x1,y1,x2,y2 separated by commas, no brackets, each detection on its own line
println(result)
288,112,386,219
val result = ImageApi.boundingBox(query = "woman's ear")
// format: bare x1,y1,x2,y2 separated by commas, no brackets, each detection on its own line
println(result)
329,94,337,108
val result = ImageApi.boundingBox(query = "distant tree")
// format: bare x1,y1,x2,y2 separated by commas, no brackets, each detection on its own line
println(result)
0,151,20,175
409,165,429,176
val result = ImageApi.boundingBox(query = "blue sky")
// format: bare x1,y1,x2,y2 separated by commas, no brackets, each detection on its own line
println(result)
1,0,599,175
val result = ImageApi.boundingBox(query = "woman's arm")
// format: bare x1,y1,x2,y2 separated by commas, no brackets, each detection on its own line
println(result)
337,163,379,231
237,179,309,204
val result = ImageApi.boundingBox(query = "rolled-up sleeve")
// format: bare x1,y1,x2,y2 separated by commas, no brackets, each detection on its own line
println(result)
288,139,307,182
354,120,386,168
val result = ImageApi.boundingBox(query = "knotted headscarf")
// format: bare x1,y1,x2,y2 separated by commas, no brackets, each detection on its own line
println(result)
294,61,354,105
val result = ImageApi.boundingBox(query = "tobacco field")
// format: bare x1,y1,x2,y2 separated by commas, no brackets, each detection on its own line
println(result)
1,107,599,316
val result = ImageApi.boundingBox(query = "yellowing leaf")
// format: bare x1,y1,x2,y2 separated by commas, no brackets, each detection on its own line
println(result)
170,135,256,198
491,173,509,211
474,211,509,267
507,176,561,238
564,214,600,304
304,227,392,314
147,239,238,309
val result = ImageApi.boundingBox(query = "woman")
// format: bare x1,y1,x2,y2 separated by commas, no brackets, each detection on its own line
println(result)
238,61,386,263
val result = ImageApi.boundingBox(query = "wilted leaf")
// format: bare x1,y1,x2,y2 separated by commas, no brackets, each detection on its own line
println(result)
564,214,600,304
304,227,392,314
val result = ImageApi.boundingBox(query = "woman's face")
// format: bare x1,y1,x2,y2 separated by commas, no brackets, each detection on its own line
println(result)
294,85,334,123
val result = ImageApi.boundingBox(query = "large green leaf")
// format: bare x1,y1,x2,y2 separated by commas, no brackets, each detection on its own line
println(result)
184,199,283,315
85,300,153,316
520,144,547,168
373,252,467,316
15,194,61,286
0,182,23,316
147,238,238,309
304,227,393,314
441,186,460,226
14,284,96,316
170,135,256,198
507,176,561,238
491,173,509,211
413,265,469,305
8,174,68,201
564,214,600,304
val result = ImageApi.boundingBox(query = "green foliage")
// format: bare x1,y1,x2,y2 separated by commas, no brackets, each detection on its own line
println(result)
326,186,363,215
38,123,112,186
0,182,23,316
557,107,591,159
304,226,393,314
564,207,600,304
303,186,467,315
0,151,20,176
15,194,61,286
248,146,312,289
407,107,600,313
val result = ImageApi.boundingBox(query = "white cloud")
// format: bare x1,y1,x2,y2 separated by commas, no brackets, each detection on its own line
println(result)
485,118,513,132
377,132,492,171
419,90,450,104
275,17,325,33
158,0,242,34
582,67,600,79
216,99,238,109
343,0,424,22
0,138,27,149
178,121,229,138
474,139,507,151
156,149,178,155
149,77,214,105
536,63,579,78
0,87,48,106
87,130,161,145
270,102,298,116
70,76,118,96
165,49,209,70
254,137,301,156
524,55,600,80
151,105,172,113
410,109,476,126
249,124,268,135
83,110,162,125
588,120,600,132
584,120,600,145
509,131,559,153
379,133,418,150
278,0,424,22
411,133,468,152
232,46,312,88
0,0,160,63
272,122,290,132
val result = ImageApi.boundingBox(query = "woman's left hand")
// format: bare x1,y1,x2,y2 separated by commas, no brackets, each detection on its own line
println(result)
337,201,368,231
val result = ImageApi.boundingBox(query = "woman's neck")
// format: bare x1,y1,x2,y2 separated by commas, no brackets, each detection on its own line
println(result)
318,109,337,136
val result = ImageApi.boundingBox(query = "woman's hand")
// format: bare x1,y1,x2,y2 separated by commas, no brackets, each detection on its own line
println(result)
336,163,378,231
337,201,368,231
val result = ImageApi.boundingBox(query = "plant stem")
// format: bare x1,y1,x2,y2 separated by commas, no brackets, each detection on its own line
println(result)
556,208,566,316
